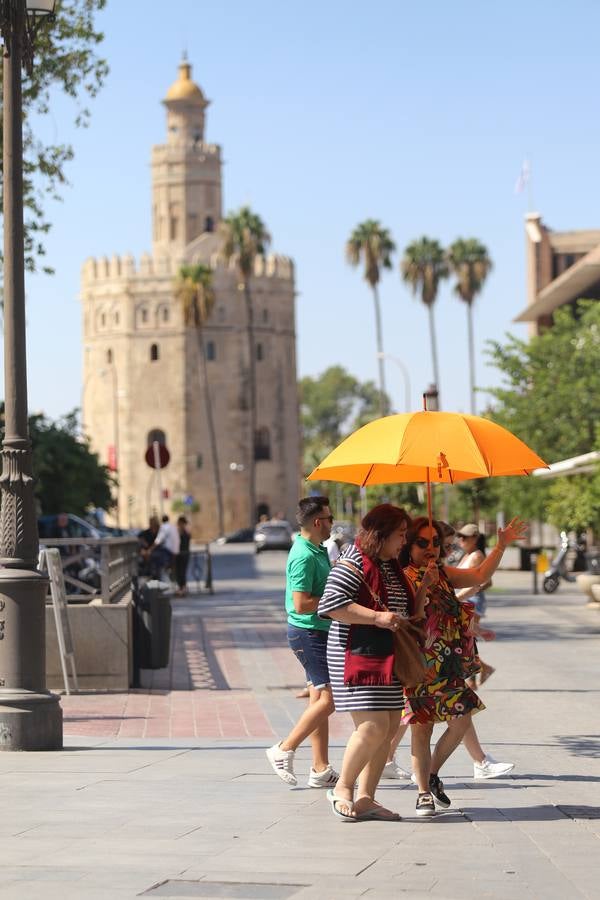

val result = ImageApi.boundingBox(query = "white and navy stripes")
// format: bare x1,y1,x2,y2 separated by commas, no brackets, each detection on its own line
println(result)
318,544,408,712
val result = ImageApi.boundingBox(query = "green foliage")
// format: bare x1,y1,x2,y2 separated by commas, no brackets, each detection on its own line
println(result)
346,220,395,288
400,236,448,307
485,300,600,530
447,238,493,306
172,499,200,514
174,264,215,328
0,0,108,276
28,409,114,515
219,206,271,280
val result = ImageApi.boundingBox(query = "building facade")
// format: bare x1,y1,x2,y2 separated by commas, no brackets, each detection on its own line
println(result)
516,212,600,335
81,60,301,538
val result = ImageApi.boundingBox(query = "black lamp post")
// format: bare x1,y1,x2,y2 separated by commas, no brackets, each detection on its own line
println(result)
423,383,439,412
0,0,62,750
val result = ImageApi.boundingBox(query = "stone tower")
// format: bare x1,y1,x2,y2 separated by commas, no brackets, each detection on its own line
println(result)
81,60,301,539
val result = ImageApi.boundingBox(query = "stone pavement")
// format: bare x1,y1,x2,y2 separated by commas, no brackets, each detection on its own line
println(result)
1,546,600,899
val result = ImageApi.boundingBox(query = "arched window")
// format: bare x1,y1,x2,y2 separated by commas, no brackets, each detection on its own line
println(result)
106,348,113,364
150,343,159,361
205,215,214,233
256,343,264,361
100,312,106,327
162,307,169,323
206,340,216,361
254,427,271,461
114,311,120,325
196,453,203,469
139,307,148,325
147,429,166,447
262,308,269,324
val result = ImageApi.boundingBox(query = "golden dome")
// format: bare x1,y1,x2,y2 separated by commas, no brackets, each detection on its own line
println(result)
165,60,206,103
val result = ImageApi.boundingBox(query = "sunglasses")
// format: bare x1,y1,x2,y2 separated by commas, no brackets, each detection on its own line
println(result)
414,536,440,549
316,515,334,524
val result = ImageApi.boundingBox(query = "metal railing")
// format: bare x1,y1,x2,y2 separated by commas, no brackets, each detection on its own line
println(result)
38,537,139,604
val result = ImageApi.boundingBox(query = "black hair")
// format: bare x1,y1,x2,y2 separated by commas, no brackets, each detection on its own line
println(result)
296,496,330,527
399,516,445,567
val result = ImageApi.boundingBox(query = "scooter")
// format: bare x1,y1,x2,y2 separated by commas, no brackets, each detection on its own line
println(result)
543,531,577,593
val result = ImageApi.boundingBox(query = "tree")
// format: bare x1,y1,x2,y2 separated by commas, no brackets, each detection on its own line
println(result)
447,238,493,414
174,264,224,537
26,409,113,515
218,206,270,527
485,300,600,530
346,220,395,416
0,0,108,277
400,237,448,405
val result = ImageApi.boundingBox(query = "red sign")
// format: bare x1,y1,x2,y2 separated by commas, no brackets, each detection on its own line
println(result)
145,442,170,469
108,445,118,471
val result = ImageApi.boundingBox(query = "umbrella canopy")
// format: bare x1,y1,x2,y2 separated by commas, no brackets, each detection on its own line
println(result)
307,411,548,487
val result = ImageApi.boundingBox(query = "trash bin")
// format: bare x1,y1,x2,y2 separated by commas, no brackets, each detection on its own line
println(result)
586,551,600,576
132,577,172,684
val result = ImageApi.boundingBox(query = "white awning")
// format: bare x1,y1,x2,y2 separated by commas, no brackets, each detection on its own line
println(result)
532,451,600,478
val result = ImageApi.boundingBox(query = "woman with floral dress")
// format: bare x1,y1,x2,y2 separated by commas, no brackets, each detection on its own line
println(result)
400,515,526,817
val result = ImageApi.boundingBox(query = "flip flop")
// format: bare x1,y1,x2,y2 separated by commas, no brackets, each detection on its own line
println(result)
357,804,401,821
326,789,357,822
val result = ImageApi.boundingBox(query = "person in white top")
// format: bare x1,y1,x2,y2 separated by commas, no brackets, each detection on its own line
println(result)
149,515,180,578
322,536,340,563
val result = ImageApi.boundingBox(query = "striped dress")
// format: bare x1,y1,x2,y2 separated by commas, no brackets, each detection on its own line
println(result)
318,543,408,712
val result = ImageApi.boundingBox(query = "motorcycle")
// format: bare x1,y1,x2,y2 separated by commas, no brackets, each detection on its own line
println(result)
543,531,581,594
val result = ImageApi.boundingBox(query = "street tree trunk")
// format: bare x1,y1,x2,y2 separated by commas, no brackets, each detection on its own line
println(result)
427,304,441,408
243,279,257,528
372,284,387,416
196,330,224,538
466,302,476,414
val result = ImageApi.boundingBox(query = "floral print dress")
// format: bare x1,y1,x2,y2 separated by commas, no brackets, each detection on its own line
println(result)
400,564,485,724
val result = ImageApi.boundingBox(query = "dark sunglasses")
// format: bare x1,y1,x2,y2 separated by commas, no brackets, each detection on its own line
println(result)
316,515,334,524
414,536,440,549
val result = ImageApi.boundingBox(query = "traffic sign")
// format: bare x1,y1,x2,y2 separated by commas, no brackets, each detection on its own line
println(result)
145,442,170,469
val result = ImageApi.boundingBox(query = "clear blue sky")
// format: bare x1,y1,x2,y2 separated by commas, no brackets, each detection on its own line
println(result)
11,0,600,421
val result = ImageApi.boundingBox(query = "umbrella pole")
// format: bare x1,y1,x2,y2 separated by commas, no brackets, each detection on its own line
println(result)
426,467,433,531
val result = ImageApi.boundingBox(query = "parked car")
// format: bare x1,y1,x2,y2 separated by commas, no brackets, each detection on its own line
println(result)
38,513,101,541
215,527,255,545
254,521,294,553
330,520,356,549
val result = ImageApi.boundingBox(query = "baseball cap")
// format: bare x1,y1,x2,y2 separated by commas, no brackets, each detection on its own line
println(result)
457,523,479,537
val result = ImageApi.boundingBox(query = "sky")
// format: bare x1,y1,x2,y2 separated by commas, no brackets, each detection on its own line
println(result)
8,0,600,420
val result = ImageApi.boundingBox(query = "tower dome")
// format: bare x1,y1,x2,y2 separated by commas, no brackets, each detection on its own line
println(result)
164,58,207,104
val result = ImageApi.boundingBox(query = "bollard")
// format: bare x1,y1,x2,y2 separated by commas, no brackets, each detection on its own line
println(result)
204,542,214,594
530,552,538,594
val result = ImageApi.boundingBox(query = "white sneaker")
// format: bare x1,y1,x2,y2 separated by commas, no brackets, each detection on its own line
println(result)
307,764,339,789
382,759,412,780
266,742,297,786
474,756,515,779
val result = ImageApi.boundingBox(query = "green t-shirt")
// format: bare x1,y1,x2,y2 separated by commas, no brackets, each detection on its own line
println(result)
285,535,331,631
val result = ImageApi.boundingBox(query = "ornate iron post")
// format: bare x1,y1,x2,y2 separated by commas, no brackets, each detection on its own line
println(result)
0,0,62,749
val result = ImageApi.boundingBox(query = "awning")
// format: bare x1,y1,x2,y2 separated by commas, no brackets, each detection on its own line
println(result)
514,244,600,322
532,451,600,478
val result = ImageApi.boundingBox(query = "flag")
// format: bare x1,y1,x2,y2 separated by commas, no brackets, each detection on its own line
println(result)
514,159,531,194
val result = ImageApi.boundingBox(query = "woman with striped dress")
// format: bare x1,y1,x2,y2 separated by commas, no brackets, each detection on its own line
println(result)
318,505,436,822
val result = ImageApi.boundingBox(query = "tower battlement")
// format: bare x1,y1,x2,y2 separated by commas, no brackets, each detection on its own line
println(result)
81,252,294,285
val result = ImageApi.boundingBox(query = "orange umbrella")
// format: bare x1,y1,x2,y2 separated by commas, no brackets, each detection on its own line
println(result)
307,408,548,525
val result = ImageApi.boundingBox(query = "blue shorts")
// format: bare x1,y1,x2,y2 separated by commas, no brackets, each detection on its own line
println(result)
472,591,487,617
287,624,330,690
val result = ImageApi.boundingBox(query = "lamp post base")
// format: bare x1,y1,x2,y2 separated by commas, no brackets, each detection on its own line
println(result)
0,689,63,751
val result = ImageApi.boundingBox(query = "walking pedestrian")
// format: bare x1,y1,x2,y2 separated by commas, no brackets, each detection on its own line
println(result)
317,505,435,821
400,515,526,816
266,496,339,789
175,516,191,596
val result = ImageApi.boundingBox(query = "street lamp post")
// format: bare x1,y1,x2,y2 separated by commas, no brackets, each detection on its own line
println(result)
0,0,62,749
377,352,411,412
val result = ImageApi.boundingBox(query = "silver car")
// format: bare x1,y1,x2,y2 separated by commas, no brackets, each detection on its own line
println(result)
254,521,294,554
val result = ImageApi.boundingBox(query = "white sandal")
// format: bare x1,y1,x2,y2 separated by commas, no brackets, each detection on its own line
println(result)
326,789,357,822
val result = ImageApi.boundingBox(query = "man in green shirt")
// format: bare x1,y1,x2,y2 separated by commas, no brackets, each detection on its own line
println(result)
266,496,338,789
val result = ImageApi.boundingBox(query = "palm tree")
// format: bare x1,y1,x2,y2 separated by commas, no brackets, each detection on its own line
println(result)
174,264,224,538
400,237,448,406
447,239,493,414
346,220,395,416
219,206,271,527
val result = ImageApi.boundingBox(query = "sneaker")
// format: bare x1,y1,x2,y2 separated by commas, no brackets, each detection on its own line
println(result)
307,764,339,789
429,773,451,809
416,792,436,817
382,759,412,780
474,756,515,779
266,742,297,786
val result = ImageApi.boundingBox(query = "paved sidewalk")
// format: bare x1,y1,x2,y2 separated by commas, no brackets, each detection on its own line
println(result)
2,547,600,899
